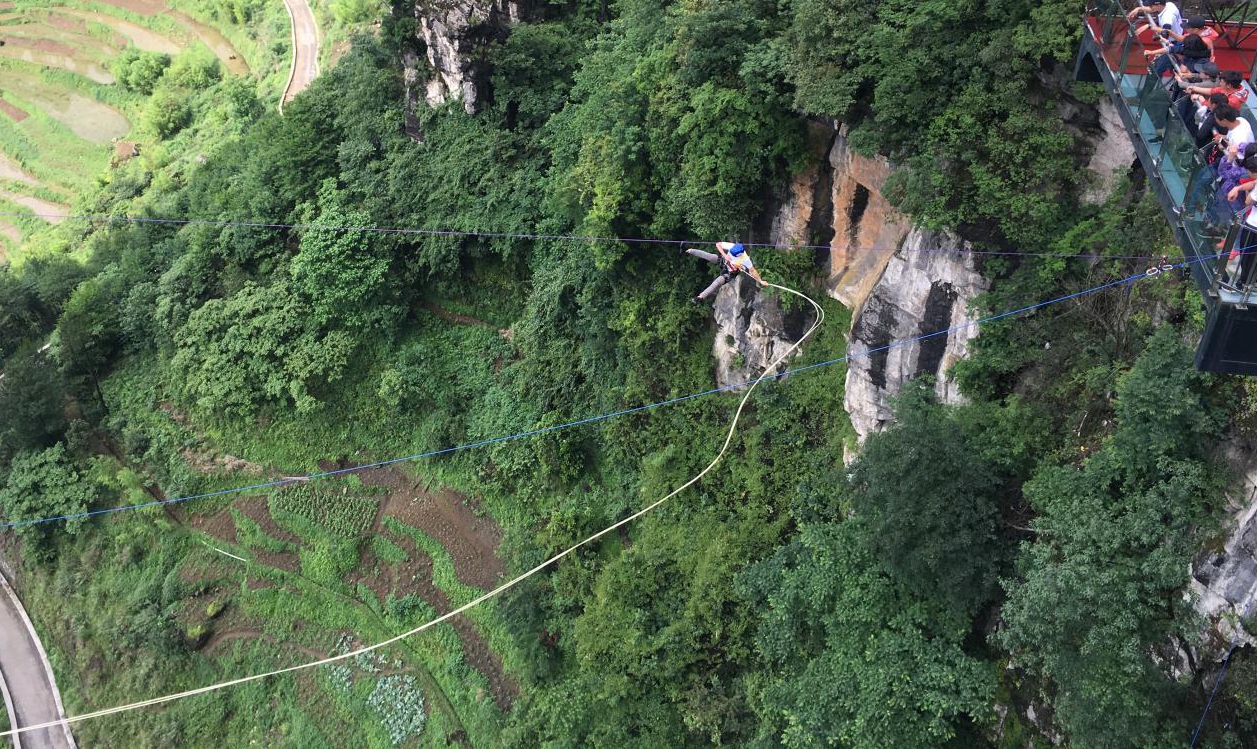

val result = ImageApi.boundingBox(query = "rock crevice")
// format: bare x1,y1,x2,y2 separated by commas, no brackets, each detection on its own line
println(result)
414,0,525,115
843,230,988,440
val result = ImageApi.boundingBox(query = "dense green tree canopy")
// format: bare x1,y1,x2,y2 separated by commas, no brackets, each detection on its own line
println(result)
847,383,1003,617
998,331,1224,747
0,444,94,555
0,345,67,460
0,0,1248,745
743,522,993,748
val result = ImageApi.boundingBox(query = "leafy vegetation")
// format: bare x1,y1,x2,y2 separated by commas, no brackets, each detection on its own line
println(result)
0,0,1251,746
271,484,379,539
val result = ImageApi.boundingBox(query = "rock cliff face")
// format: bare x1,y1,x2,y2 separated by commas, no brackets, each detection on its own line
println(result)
822,128,913,310
1082,97,1138,205
708,123,989,419
843,231,988,439
1190,463,1256,650
708,123,833,388
414,0,525,115
710,276,814,388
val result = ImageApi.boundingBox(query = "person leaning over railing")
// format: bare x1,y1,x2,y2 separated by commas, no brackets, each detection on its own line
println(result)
1218,143,1257,219
1128,0,1183,37
1215,104,1256,156
1226,158,1257,289
1176,102,1249,225
1172,64,1222,133
1179,70,1250,110
1145,15,1217,75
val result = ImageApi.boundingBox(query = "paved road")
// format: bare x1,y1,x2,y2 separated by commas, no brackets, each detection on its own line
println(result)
0,573,75,749
280,0,319,109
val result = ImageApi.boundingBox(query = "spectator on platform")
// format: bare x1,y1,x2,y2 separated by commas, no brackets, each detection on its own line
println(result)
1181,70,1250,110
1145,16,1216,74
1216,142,1256,217
1175,99,1241,225
1176,91,1229,147
1128,1,1183,37
1214,105,1255,156
1228,160,1256,288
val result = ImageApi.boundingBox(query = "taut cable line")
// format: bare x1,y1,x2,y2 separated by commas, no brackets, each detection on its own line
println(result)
0,281,824,737
0,210,1169,260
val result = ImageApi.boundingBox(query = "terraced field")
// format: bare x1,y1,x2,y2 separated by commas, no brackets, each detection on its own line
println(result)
0,0,291,260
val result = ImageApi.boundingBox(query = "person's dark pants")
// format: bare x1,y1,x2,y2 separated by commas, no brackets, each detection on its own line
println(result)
686,249,735,300
1184,162,1219,221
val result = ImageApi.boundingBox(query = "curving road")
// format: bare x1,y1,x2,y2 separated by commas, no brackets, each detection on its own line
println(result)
279,0,319,111
0,572,75,749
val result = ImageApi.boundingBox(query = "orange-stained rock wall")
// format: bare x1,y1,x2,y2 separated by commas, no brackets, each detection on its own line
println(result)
824,128,914,311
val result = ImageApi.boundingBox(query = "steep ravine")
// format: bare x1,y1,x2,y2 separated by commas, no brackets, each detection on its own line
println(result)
406,6,1255,734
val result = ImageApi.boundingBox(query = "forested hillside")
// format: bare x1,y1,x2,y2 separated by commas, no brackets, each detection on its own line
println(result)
0,0,1253,747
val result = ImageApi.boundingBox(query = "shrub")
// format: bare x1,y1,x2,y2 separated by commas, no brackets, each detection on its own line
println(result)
144,91,191,139
110,47,170,94
365,675,426,745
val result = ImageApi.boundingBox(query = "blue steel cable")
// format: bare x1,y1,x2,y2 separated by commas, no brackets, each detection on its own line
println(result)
1190,598,1256,747
1,253,1219,531
0,210,1161,260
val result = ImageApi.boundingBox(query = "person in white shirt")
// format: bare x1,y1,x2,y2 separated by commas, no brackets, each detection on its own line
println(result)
684,242,767,304
1128,1,1183,37
1213,105,1255,159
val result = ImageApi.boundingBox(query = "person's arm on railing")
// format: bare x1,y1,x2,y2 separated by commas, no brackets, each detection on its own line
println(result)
1230,181,1257,203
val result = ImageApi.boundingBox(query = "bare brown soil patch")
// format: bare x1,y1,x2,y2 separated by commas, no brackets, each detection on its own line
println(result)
319,461,505,589
0,99,29,122
181,447,266,476
0,191,68,221
386,489,504,590
1,36,77,57
0,223,19,243
186,498,302,572
187,507,237,545
204,628,327,660
55,8,180,54
323,468,515,709
329,39,351,67
351,531,517,710
0,154,35,184
318,460,504,587
44,14,88,34
235,499,303,568
169,10,248,75
111,140,138,166
421,302,493,328
94,0,167,14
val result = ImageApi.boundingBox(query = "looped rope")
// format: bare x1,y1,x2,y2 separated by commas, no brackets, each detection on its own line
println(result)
0,281,824,738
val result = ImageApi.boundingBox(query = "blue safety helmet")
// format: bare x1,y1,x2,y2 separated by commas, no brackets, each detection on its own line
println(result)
729,243,746,256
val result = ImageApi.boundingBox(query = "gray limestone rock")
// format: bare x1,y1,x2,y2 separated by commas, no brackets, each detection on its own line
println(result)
415,0,525,115
1190,465,1257,649
843,228,988,441
1083,97,1138,205
710,275,814,389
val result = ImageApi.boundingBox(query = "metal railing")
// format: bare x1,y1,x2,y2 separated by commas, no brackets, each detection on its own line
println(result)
1084,0,1257,307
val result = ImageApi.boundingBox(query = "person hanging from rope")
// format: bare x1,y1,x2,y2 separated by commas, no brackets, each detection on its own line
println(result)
684,241,766,304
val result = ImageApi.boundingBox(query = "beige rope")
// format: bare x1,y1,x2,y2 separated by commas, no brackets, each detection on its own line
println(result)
1,281,823,738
